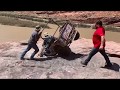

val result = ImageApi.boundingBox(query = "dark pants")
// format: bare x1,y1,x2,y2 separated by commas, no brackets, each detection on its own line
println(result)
20,43,39,59
85,48,111,65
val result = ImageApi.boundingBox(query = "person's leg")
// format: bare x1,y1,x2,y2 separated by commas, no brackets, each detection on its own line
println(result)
39,46,45,57
30,44,39,59
45,44,51,54
20,44,32,60
81,48,99,65
99,49,112,67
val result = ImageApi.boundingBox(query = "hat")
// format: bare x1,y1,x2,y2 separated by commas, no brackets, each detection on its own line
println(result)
35,25,41,29
44,32,49,37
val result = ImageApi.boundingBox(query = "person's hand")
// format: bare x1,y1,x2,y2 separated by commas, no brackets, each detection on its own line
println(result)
99,45,104,50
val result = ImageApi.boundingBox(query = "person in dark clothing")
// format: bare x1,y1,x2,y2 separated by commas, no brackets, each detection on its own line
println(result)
42,32,55,50
20,25,42,60
39,32,56,57
81,21,112,67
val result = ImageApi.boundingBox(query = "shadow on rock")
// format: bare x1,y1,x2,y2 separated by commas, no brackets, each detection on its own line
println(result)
101,63,120,72
58,52,87,61
24,52,87,61
108,54,120,58
25,56,58,61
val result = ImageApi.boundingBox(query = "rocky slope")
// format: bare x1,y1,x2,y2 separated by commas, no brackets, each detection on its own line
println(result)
15,11,120,26
0,38,120,79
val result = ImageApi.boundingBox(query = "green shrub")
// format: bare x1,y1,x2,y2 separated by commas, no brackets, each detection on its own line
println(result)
0,16,49,28
77,23,91,28
105,26,120,32
0,12,47,23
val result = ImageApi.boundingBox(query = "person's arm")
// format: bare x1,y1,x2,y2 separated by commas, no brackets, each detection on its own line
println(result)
38,31,42,37
38,31,45,40
35,34,38,42
99,27,105,50
99,36,105,50
35,31,42,42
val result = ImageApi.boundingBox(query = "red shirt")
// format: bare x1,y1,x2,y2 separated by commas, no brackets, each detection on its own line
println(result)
92,26,105,48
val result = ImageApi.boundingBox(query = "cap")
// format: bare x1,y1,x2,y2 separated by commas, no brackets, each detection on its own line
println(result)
44,32,49,37
35,25,41,29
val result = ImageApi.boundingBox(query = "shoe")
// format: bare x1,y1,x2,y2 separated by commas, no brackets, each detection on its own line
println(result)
40,55,47,58
30,57,35,60
20,57,25,60
40,54,43,57
81,60,88,67
104,63,112,68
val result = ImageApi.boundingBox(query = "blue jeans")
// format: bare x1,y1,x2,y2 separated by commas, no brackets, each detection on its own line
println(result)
85,48,111,65
20,43,39,59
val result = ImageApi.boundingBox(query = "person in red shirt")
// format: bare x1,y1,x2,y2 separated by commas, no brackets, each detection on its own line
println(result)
81,21,112,67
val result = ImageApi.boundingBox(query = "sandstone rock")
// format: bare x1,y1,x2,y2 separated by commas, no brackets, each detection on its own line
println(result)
0,38,120,79
15,11,120,25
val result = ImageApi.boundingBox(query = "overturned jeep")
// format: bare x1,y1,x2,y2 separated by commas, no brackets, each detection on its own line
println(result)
39,20,80,57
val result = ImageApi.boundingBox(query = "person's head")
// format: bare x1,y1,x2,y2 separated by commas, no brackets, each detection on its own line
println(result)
35,25,41,32
95,20,103,29
44,32,49,37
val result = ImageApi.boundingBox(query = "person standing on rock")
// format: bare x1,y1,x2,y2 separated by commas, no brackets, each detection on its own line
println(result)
20,25,42,60
81,20,112,67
